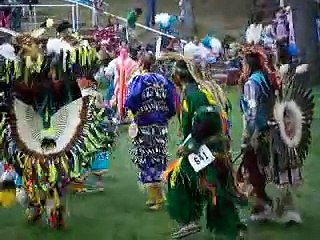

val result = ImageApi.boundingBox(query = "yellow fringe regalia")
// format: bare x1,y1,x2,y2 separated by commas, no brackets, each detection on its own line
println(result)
0,22,115,228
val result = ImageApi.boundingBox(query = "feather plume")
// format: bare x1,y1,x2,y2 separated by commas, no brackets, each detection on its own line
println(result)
0,43,17,60
80,40,90,47
295,64,308,74
279,64,289,77
46,38,74,55
46,19,54,28
274,100,303,148
245,24,263,44
12,98,85,155
155,13,171,27
270,73,315,170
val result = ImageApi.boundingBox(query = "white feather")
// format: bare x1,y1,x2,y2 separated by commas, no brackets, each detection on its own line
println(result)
46,38,73,55
14,99,43,153
210,37,222,55
155,13,171,27
274,100,303,148
47,38,74,68
0,43,17,60
295,64,308,74
44,98,84,155
246,24,263,44
279,64,289,77
80,40,89,47
14,98,84,155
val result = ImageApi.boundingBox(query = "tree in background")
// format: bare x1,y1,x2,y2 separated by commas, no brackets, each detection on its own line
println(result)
289,0,320,86
179,0,197,38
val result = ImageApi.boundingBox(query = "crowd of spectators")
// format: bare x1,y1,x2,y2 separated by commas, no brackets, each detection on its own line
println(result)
0,0,38,30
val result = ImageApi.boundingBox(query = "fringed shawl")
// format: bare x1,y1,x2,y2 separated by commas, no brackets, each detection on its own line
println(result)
112,48,138,118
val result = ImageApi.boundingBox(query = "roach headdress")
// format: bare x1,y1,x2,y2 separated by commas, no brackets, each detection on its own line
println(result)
239,44,280,90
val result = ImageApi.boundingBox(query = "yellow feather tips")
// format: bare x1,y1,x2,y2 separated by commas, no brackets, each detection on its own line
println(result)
53,188,60,207
61,156,69,175
127,110,135,120
182,100,189,113
74,46,98,68
200,88,216,106
169,158,182,187
41,127,56,138
49,162,58,184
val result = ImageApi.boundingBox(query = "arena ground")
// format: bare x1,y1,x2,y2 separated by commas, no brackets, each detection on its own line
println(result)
1,1,320,240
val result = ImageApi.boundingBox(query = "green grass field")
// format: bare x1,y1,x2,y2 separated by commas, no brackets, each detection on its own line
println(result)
0,87,319,240
1,1,318,239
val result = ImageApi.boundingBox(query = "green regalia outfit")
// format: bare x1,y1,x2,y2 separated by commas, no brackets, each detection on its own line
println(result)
160,54,247,239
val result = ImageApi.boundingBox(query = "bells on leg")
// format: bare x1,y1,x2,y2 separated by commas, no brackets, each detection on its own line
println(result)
145,184,155,206
146,183,164,210
275,186,302,224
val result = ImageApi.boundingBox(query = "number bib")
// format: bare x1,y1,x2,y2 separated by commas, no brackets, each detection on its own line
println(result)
188,145,215,172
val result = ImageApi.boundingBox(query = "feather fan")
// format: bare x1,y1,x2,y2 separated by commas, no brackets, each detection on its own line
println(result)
271,67,314,170
13,97,84,155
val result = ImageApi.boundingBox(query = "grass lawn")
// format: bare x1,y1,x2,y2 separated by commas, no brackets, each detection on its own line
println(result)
2,1,320,239
0,87,319,240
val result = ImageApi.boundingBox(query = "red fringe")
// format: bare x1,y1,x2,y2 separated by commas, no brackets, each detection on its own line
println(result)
239,44,280,90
